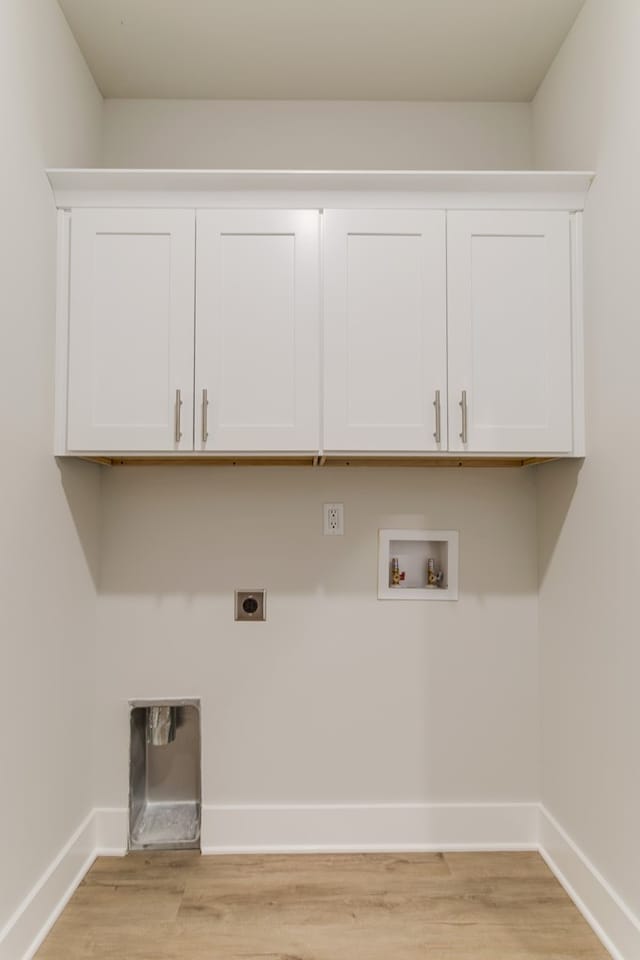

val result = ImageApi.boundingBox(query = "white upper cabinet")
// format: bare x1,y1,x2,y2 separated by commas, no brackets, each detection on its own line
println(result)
67,209,195,452
447,211,573,454
195,210,320,451
323,210,447,451
52,171,590,460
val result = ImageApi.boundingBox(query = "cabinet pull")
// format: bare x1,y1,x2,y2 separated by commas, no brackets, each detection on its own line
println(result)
202,388,209,442
459,390,468,444
433,390,441,444
175,389,183,443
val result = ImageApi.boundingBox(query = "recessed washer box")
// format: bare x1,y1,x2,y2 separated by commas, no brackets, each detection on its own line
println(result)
378,529,459,601
235,589,266,621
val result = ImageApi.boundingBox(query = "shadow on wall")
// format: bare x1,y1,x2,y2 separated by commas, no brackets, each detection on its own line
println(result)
57,457,102,588
536,458,583,586
93,465,539,599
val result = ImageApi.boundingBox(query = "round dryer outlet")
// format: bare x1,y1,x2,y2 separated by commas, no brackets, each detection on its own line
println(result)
234,590,266,621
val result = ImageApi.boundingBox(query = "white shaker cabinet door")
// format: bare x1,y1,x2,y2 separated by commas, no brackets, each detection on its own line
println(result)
323,210,447,451
195,210,320,451
447,211,573,454
67,209,195,452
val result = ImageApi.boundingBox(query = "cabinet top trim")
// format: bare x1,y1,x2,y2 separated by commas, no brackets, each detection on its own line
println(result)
46,168,594,210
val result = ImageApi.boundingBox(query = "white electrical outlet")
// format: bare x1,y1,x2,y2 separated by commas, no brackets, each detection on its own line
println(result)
323,503,344,536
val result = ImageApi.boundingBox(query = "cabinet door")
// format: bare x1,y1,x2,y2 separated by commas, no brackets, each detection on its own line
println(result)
195,210,320,451
67,209,195,452
324,210,447,451
447,211,573,454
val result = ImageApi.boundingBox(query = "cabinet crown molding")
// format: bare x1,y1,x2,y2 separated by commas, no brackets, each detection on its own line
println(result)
46,168,594,210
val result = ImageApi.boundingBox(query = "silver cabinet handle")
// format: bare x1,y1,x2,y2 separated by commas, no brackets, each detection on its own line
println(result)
459,390,468,444
433,390,441,444
175,389,183,443
202,388,209,442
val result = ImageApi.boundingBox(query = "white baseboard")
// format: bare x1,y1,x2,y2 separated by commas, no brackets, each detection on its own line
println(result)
201,802,539,853
93,807,128,856
0,810,125,960
0,811,95,960
79,801,540,857
3,803,639,960
538,806,640,960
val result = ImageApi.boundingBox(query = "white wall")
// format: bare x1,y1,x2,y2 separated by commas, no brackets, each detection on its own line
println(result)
0,0,103,932
96,467,540,811
533,0,640,919
102,99,532,169
95,94,539,832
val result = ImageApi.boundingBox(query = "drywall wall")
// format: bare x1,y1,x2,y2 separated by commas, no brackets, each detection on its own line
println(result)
95,92,539,836
533,0,640,919
95,467,540,813
0,0,102,935
102,99,532,169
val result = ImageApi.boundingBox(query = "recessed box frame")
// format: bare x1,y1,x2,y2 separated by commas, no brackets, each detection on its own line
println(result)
128,698,201,852
378,529,459,601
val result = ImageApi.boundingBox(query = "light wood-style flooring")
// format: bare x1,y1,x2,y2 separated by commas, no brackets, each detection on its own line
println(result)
36,851,610,959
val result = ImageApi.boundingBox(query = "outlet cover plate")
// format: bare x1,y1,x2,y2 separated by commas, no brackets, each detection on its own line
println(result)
323,503,344,535
235,590,266,621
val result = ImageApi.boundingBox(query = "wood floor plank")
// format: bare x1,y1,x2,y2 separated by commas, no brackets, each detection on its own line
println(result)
35,851,611,960
444,851,553,879
82,851,205,886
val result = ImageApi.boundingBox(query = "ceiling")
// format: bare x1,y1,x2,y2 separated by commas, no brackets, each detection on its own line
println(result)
57,0,585,102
